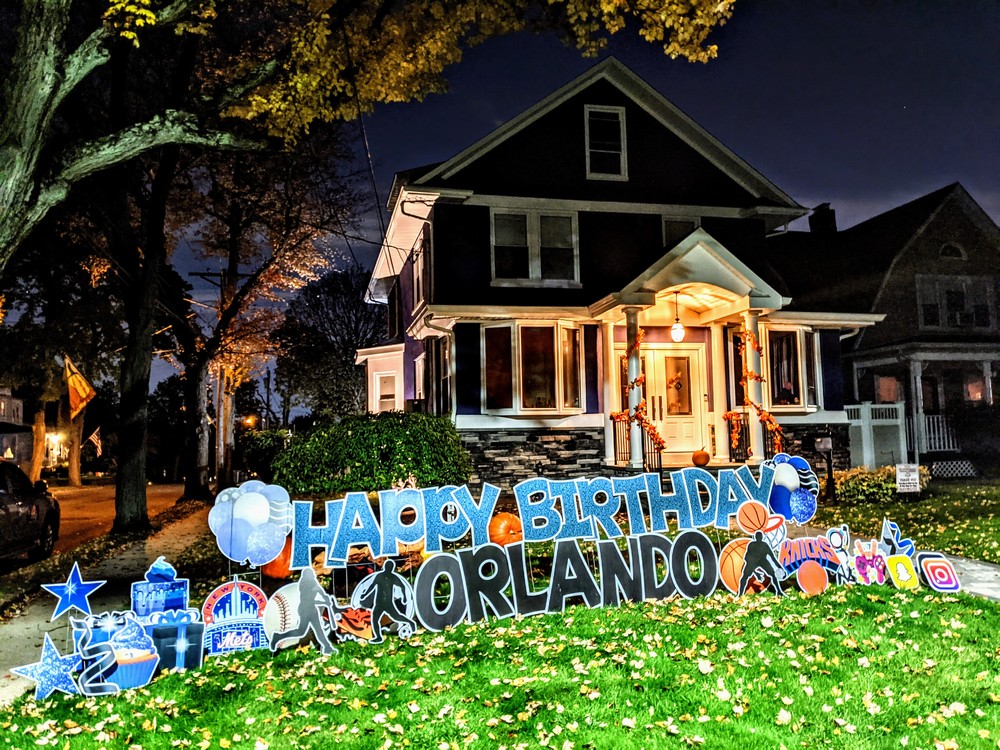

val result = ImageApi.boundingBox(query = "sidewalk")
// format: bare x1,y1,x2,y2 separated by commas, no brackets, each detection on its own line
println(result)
0,506,209,706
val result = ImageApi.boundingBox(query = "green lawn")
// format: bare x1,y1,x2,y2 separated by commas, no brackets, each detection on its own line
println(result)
2,587,999,749
814,480,1000,564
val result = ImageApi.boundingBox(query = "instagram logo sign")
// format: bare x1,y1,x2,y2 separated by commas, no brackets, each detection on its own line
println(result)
917,552,961,592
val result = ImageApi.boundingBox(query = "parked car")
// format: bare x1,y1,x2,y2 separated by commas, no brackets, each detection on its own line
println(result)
0,460,60,560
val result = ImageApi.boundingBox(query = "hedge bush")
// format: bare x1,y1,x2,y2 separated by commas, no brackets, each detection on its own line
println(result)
240,429,291,483
833,465,931,505
272,412,472,495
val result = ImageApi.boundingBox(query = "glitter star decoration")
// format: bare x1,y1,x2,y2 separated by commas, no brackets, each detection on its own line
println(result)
11,633,82,701
41,562,106,620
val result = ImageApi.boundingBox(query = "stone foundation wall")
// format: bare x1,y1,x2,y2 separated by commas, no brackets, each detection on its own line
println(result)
461,428,605,491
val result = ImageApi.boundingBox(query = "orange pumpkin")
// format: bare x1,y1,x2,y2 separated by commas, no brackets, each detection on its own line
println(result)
692,448,711,467
261,536,295,579
488,512,524,546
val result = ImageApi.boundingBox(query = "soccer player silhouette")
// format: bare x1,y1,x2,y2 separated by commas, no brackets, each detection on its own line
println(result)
363,560,417,644
270,567,341,655
737,531,787,597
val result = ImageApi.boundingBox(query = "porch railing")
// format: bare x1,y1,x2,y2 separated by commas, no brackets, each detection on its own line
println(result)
906,414,960,453
724,414,776,463
611,418,662,471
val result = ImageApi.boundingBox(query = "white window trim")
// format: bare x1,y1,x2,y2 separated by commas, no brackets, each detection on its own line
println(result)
410,233,425,311
584,104,628,181
414,354,425,401
490,208,581,288
480,321,586,416
761,325,823,414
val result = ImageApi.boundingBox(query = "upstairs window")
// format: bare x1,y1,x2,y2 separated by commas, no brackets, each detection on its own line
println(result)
585,105,627,180
917,275,996,330
411,231,427,311
491,210,579,286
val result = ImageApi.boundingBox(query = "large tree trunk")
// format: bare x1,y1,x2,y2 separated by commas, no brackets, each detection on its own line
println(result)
181,358,213,500
28,407,47,482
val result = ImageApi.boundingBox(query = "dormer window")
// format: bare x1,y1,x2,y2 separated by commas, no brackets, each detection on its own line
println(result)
585,105,627,181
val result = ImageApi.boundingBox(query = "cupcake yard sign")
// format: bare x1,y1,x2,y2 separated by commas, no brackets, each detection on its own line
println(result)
11,459,961,702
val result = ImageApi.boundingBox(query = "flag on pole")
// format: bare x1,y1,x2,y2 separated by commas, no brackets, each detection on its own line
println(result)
86,428,103,457
64,356,97,420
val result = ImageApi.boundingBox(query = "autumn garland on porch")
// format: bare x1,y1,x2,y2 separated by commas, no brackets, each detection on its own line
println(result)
611,327,667,452
722,326,784,457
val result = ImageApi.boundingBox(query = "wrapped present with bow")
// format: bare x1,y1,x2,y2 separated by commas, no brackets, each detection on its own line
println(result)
144,608,204,673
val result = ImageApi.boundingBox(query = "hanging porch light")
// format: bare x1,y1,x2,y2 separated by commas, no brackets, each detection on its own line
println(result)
670,290,686,342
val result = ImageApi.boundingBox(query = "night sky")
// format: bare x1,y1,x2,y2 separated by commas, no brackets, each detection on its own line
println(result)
349,0,999,264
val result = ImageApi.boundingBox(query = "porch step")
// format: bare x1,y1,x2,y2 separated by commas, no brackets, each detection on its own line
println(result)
930,459,977,479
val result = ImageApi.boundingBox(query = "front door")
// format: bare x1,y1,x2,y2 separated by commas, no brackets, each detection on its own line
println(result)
648,346,706,453
619,344,707,454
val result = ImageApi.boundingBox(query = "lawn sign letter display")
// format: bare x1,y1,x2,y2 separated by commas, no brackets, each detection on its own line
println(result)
12,457,962,701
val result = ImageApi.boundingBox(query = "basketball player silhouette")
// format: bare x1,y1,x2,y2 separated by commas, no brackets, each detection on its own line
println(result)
737,531,787,597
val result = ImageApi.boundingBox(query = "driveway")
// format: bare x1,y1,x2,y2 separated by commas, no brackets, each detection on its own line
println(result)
50,483,185,555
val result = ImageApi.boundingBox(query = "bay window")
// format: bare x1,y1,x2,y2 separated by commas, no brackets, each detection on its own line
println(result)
482,323,584,414
764,327,822,410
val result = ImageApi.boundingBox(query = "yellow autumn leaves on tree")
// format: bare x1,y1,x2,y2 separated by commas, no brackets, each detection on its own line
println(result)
104,0,733,141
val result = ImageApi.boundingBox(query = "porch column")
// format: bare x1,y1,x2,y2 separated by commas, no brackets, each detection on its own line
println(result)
983,361,994,406
602,321,616,463
741,310,766,462
625,307,644,469
710,322,730,462
909,359,924,464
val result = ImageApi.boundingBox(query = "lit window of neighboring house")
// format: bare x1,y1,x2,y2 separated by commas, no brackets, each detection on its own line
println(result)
376,373,397,412
764,328,821,410
584,105,627,180
491,210,579,286
482,323,583,414
414,355,425,402
917,275,995,330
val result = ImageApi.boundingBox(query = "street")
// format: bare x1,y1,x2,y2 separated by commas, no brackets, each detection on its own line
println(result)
49,483,185,555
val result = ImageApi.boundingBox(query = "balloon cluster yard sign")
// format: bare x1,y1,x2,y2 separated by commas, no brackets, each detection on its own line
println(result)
12,456,962,701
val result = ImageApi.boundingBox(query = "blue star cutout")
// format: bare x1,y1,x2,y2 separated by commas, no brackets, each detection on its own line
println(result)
41,562,106,620
12,633,82,701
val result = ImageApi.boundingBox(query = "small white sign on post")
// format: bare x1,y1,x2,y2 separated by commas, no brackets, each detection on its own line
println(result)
896,463,921,493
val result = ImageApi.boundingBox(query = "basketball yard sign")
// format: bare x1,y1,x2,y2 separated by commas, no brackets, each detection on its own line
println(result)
11,456,962,703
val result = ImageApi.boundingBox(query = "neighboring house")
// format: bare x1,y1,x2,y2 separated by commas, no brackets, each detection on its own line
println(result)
770,184,1000,471
358,58,880,487
0,387,32,467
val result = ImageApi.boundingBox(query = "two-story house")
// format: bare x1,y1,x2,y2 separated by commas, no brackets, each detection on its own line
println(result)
357,58,881,487
0,387,31,466
771,184,1000,471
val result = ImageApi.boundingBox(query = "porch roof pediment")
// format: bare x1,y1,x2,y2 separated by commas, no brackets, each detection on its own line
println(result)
612,228,786,314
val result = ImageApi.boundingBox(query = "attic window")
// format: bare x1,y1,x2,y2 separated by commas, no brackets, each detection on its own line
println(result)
940,242,966,260
585,105,627,181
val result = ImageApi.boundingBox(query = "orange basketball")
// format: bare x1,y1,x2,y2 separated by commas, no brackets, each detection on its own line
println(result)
488,512,524,546
720,538,768,595
737,501,769,534
796,560,829,597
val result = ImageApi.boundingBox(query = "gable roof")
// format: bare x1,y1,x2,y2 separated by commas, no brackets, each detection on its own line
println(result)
768,183,994,313
407,57,803,215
